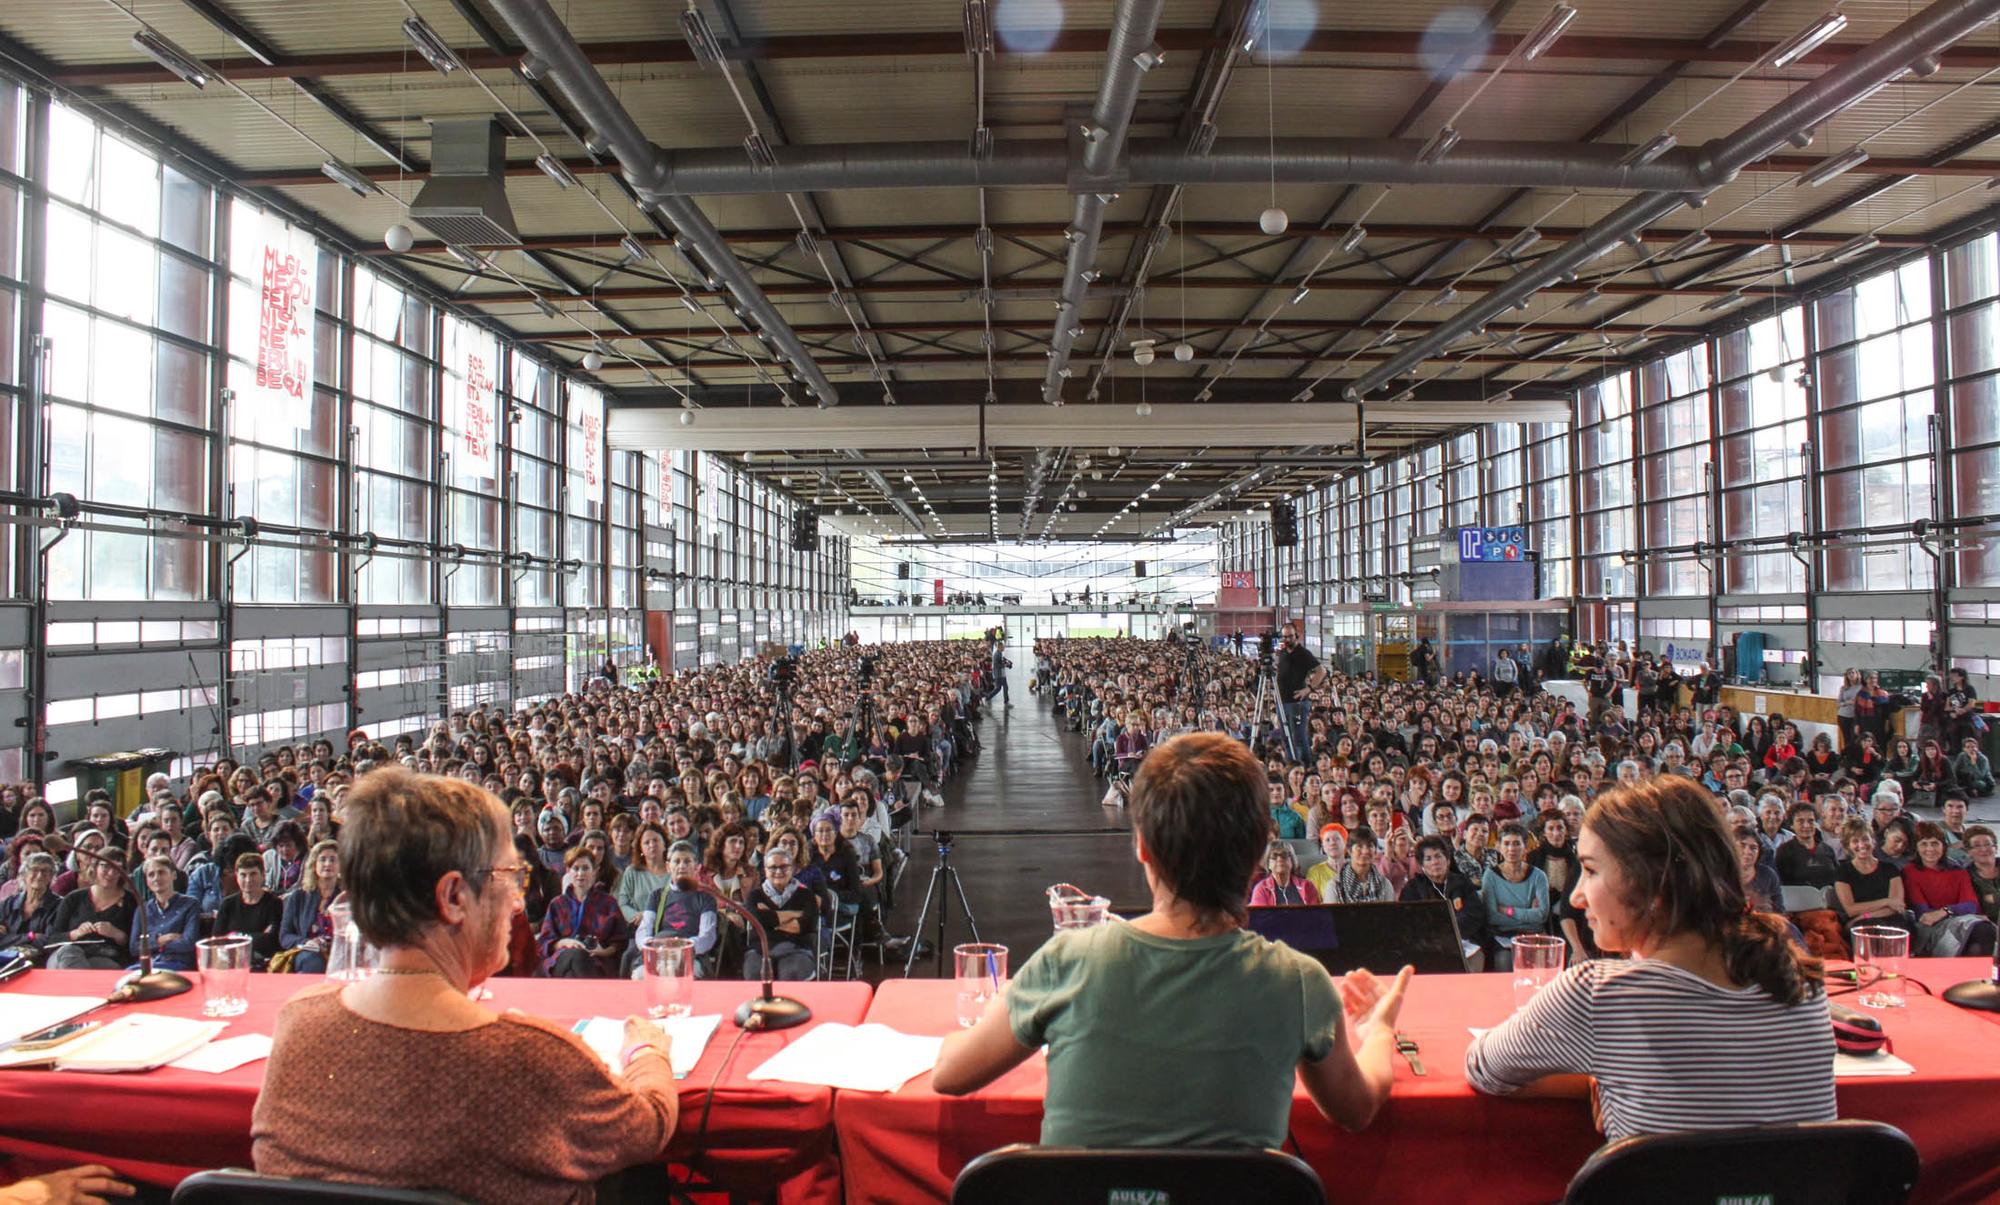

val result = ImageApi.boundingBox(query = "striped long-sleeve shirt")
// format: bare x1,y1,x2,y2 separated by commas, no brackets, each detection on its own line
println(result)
1465,958,1835,1142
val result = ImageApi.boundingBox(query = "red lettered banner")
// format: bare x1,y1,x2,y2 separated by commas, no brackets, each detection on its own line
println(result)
575,385,604,490
249,211,315,428
934,578,945,606
453,319,498,478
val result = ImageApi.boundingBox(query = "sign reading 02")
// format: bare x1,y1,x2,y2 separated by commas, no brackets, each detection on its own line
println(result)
1457,526,1528,563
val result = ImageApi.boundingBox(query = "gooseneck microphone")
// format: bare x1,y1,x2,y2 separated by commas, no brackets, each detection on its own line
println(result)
676,876,810,1031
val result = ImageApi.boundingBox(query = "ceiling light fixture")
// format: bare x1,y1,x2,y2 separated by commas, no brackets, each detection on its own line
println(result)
1665,231,1712,258
131,30,209,89
1830,233,1881,261
1417,126,1461,164
534,153,577,190
1766,11,1849,70
1619,133,1677,168
1501,228,1542,259
1517,4,1578,60
320,160,380,197
401,16,464,75
1798,147,1870,188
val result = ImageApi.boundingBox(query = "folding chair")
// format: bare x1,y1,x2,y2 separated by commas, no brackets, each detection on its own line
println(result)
952,1145,1325,1205
174,1169,467,1204
1779,884,1827,914
1563,1120,1919,1205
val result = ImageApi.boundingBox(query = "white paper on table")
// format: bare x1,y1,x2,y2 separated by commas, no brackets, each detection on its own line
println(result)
1834,1051,1915,1077
51,1015,226,1072
744,1022,944,1093
573,1015,722,1080
169,1033,273,1074
0,995,104,1045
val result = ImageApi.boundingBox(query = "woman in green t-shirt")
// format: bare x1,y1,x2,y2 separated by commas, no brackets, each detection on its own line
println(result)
932,732,1412,1148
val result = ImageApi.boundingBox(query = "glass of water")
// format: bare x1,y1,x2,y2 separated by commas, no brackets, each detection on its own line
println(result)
1510,934,1567,1012
196,935,253,1018
643,936,696,1019
954,943,1008,1029
1852,925,1910,1008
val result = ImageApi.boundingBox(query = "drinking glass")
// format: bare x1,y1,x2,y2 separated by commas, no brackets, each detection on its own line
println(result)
196,936,253,1018
1510,934,1567,1012
1853,925,1910,1008
954,943,1008,1029
324,900,378,981
1047,884,1110,933
643,937,696,1019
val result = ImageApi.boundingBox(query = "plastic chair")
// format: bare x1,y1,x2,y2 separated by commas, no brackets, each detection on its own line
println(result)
173,1169,467,1203
951,1145,1326,1205
1286,838,1327,871
1779,884,1828,914
1563,1120,1920,1205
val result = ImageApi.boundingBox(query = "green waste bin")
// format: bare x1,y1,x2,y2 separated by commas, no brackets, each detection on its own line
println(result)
70,748,177,822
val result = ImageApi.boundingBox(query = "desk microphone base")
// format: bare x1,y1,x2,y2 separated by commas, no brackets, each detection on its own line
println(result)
736,992,811,1031
1943,978,2000,1012
113,969,193,1003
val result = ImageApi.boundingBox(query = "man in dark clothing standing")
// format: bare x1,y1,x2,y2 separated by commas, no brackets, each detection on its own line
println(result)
1273,621,1326,765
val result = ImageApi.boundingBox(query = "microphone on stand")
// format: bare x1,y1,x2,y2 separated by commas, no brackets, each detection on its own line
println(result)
43,832,192,1003
678,876,810,1031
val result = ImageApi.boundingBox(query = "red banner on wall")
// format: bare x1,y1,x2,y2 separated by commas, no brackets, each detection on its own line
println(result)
934,578,945,606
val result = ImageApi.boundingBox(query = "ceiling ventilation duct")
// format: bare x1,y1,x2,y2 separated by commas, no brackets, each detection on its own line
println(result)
409,119,520,246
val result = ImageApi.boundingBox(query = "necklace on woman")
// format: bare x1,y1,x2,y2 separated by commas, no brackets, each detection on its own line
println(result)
371,966,441,978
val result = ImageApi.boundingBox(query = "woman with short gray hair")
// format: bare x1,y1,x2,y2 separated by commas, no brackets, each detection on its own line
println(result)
253,766,677,1202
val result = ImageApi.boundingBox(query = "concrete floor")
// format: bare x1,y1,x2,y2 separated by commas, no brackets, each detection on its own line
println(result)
877,661,1148,981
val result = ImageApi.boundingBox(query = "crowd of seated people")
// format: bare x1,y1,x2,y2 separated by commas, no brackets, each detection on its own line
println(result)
0,640,1002,981
1035,634,2000,964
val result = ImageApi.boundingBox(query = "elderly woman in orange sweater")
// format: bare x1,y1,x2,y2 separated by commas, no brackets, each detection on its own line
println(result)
254,768,677,1203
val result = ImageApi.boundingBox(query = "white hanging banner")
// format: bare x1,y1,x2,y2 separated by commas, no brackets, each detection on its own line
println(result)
657,453,673,518
455,324,498,479
246,210,317,428
576,384,604,491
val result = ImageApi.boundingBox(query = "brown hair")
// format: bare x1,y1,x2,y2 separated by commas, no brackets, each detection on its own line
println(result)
338,767,507,946
1585,777,1821,1006
1129,733,1271,925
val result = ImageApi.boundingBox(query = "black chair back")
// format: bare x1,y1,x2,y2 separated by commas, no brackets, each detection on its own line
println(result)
1564,1120,1920,1205
952,1144,1326,1205
172,1169,467,1204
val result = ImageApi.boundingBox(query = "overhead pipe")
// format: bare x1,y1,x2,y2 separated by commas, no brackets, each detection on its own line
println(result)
1352,0,2000,398
636,137,1711,196
484,0,840,406
1042,0,1167,405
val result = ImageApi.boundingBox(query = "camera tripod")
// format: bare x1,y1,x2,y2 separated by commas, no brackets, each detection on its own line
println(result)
1247,661,1291,762
903,829,982,978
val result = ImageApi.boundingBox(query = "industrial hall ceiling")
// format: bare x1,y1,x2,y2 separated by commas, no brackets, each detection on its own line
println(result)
3,0,1998,541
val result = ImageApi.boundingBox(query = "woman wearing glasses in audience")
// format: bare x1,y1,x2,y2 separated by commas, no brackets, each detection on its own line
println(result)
254,767,676,1202
935,733,1412,1147
1249,841,1320,905
1468,776,1833,1140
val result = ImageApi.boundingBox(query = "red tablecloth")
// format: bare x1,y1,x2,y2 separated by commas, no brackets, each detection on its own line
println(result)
838,960,2000,1204
0,971,873,1202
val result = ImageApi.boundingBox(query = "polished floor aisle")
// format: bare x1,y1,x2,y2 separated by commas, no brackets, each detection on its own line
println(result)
878,657,1149,979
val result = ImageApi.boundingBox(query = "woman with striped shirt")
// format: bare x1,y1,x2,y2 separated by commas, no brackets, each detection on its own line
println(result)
1466,776,1834,1142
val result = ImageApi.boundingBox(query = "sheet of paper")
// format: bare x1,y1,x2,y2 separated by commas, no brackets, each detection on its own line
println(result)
169,1033,273,1074
1834,1051,1915,1077
573,1015,723,1080
745,1022,944,1093
0,995,104,1046
53,1015,226,1073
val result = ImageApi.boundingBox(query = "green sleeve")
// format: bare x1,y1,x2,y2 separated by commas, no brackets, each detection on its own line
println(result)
1006,931,1074,1049
1299,957,1341,1063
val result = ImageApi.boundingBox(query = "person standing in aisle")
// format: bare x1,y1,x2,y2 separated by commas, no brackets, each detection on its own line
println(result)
988,632,1012,708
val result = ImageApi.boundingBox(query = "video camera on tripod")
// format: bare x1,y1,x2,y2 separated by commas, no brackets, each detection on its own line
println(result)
855,652,877,686
1257,629,1281,670
767,653,799,689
